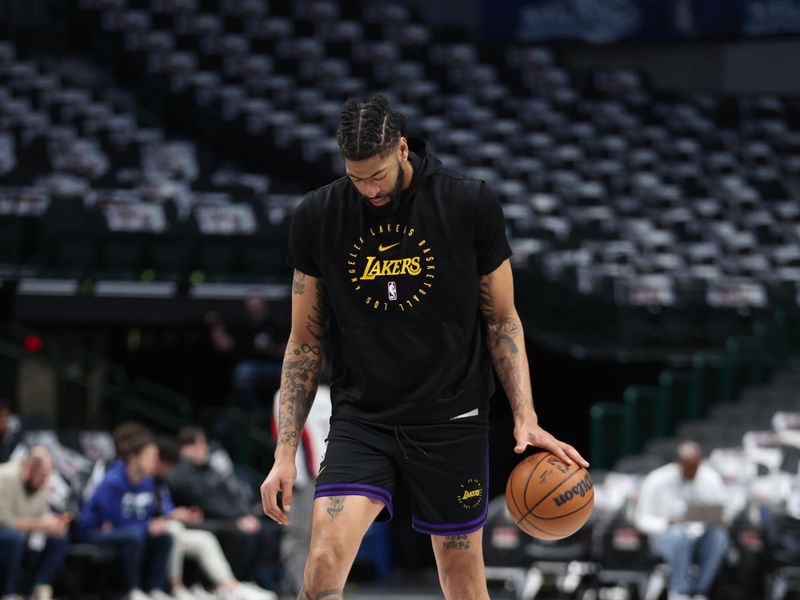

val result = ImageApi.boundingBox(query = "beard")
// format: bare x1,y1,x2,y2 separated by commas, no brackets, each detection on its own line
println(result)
360,158,405,216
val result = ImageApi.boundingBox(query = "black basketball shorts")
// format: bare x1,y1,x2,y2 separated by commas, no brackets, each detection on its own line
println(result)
314,414,490,536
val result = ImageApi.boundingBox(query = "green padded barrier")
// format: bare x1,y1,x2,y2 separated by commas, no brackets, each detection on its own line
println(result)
659,369,694,433
689,351,725,419
590,402,626,470
753,313,790,369
623,385,669,455
720,335,770,405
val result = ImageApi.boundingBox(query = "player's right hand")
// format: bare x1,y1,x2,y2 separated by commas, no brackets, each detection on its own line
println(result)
260,459,297,525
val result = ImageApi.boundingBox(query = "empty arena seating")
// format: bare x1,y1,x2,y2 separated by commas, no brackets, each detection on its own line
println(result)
0,38,296,283
2,0,799,347
51,0,798,348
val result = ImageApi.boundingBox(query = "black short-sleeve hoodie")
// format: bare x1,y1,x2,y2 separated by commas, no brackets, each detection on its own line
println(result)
289,138,512,424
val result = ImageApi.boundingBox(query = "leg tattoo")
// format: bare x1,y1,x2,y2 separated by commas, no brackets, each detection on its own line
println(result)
326,496,345,521
442,534,471,551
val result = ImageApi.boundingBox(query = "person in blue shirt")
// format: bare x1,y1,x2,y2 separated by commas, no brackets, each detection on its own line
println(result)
79,425,173,600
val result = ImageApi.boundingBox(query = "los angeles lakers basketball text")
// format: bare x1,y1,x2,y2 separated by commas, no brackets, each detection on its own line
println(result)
347,222,437,313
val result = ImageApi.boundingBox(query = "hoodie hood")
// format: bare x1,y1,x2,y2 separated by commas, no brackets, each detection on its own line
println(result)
405,137,442,193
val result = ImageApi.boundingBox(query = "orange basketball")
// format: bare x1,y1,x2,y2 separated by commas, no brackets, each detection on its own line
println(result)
505,451,594,540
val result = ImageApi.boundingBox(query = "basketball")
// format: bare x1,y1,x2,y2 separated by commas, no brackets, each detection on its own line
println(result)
505,451,594,540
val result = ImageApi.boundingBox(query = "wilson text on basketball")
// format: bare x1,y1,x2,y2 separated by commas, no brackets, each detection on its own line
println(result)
552,474,593,507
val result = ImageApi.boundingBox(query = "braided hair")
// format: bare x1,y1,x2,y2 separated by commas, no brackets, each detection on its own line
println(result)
337,96,405,161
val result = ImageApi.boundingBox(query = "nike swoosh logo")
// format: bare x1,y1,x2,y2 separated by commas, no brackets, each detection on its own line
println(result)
378,242,400,252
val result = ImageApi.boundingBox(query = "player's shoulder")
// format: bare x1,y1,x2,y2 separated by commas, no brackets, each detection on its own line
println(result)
290,178,349,231
432,166,485,188
428,167,488,207
302,176,351,208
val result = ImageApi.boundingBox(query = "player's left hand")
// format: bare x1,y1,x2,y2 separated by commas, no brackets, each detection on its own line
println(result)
514,419,589,468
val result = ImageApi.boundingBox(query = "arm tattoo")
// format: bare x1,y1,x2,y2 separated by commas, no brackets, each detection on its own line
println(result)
279,277,328,450
494,318,520,356
326,496,345,521
306,278,328,341
298,588,344,600
442,534,471,550
278,340,322,449
293,271,307,295
479,274,529,417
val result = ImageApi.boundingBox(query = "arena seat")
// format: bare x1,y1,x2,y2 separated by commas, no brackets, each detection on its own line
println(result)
4,0,799,346
0,37,300,285
588,508,668,600
483,496,596,600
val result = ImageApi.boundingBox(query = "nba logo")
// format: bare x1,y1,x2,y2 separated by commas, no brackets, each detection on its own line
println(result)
387,281,397,301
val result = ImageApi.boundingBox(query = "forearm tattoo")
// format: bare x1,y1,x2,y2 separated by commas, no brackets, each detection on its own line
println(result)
279,273,327,450
479,274,528,415
326,496,345,521
442,534,471,551
298,589,344,600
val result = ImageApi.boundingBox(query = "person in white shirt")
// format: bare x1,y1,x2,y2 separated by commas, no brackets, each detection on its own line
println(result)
634,441,729,600
0,447,69,600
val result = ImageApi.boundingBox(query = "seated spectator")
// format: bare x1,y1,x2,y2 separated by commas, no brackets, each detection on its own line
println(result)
78,425,173,600
206,296,286,413
154,436,276,600
167,426,280,591
634,441,730,600
0,400,22,463
0,446,69,600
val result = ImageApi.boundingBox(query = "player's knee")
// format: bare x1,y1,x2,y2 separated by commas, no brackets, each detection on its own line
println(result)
439,567,487,600
304,541,349,585
437,552,487,598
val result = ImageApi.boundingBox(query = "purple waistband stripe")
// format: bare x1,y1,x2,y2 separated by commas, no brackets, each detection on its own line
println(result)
315,483,392,502
412,519,487,537
314,490,394,519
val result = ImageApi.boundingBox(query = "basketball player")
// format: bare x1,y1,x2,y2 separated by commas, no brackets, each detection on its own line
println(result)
260,96,589,600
